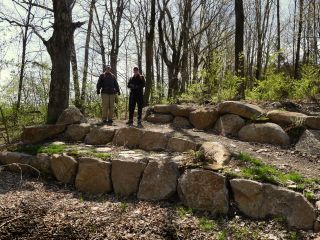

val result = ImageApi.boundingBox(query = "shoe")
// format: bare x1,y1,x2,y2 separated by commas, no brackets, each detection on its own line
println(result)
102,120,108,124
126,120,133,125
137,120,143,128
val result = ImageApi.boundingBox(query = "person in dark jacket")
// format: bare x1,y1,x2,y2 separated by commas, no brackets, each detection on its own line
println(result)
126,67,145,126
96,65,120,124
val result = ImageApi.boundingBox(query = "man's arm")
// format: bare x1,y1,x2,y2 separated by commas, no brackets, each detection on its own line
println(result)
114,77,120,94
96,75,102,94
127,77,134,89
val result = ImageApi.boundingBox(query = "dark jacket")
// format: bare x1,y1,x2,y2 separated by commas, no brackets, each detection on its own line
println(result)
97,72,120,94
128,74,145,95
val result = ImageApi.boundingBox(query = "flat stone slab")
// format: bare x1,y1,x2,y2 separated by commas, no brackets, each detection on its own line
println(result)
138,159,179,201
178,169,229,214
218,101,264,119
147,114,174,124
50,154,78,184
267,110,307,125
0,151,33,173
170,104,196,118
230,179,316,230
112,157,147,196
75,157,112,194
153,104,172,114
22,124,66,144
305,116,320,129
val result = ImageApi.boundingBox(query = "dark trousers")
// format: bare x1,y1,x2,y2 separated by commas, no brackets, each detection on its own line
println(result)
129,92,143,121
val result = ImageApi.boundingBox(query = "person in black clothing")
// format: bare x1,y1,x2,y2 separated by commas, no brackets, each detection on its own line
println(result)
96,65,120,124
126,67,145,126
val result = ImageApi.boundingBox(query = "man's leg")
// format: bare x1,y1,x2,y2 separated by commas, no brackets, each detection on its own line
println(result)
101,93,108,121
108,94,116,121
128,94,135,123
137,93,143,124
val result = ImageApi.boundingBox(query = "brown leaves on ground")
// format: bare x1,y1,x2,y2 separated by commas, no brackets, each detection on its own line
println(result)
0,171,318,240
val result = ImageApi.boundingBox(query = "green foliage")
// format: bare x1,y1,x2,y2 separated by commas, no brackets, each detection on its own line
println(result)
292,64,320,100
67,149,112,161
217,230,227,240
119,202,128,212
15,143,66,155
246,65,292,101
176,206,193,218
234,152,314,188
198,217,215,232
304,191,315,202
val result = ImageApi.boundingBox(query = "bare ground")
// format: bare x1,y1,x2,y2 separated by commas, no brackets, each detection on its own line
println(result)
0,171,319,240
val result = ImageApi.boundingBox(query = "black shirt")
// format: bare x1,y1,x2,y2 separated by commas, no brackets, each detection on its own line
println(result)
97,72,120,94
128,75,145,95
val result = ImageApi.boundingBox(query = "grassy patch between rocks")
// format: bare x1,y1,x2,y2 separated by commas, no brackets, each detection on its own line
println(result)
14,143,66,155
67,149,112,161
228,152,320,200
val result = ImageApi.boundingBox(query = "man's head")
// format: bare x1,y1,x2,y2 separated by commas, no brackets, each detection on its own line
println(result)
104,65,112,73
133,67,139,76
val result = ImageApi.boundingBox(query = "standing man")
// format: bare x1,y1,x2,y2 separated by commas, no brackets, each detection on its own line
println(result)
127,67,145,127
97,65,120,124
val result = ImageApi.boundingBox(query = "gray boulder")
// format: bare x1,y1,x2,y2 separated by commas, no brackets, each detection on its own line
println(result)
153,104,172,114
85,125,115,145
112,157,147,196
214,114,245,136
170,104,196,118
139,131,168,151
167,137,199,152
189,108,218,130
30,153,52,175
172,116,192,128
147,113,174,124
305,116,320,130
113,127,144,148
22,124,66,144
230,179,316,230
217,101,264,119
199,142,231,168
65,123,91,142
238,123,290,146
75,157,112,194
178,169,229,214
295,129,320,155
50,154,78,184
57,106,86,125
138,159,179,201
266,110,307,125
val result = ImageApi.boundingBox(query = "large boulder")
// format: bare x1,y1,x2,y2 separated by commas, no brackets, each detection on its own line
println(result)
138,159,179,201
189,108,218,130
142,106,153,121
199,142,231,167
75,157,112,194
170,104,196,118
113,127,143,148
172,116,192,128
214,114,245,136
217,101,264,119
178,169,229,214
230,179,316,230
295,129,320,155
57,106,86,125
22,124,66,144
65,123,91,142
139,131,168,151
85,126,115,145
167,137,199,152
50,154,78,184
305,116,320,130
0,152,33,172
153,104,172,114
112,157,147,196
238,123,290,146
147,113,174,124
266,110,307,126
30,153,52,176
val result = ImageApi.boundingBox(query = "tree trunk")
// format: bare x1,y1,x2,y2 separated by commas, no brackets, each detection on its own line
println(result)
235,0,245,99
80,0,95,111
294,0,304,79
46,0,82,123
70,37,81,108
277,0,281,70
144,0,156,106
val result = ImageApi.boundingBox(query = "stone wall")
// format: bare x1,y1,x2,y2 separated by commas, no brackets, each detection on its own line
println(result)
0,150,317,231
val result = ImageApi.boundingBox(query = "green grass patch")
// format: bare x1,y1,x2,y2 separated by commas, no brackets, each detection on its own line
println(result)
15,143,66,155
198,217,215,232
67,149,112,161
233,152,318,190
176,206,193,218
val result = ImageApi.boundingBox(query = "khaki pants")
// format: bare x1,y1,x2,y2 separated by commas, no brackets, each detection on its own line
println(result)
101,93,116,120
